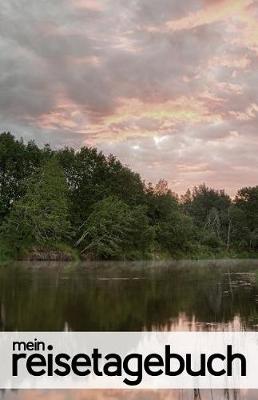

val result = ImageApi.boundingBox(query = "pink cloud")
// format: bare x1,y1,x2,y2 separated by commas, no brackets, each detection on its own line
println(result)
1,0,258,194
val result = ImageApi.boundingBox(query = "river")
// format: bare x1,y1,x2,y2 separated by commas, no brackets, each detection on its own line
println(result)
1,259,258,399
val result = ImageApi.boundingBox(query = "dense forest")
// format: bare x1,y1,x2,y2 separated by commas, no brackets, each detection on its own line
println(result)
0,132,258,262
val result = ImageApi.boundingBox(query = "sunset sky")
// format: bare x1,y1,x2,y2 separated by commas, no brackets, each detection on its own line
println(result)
1,0,258,195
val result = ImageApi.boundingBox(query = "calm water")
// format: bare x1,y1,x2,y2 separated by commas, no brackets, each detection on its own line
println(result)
1,259,258,399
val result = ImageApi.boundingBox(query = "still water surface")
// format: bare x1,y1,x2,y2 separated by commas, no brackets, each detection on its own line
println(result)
1,259,258,399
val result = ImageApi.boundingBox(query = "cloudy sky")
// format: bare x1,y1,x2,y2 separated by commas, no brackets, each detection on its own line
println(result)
1,0,258,195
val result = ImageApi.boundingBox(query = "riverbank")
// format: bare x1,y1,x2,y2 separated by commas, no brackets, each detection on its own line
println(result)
1,244,258,266
0,244,80,265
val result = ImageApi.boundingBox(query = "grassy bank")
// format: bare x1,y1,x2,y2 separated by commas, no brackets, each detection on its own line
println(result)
1,242,258,266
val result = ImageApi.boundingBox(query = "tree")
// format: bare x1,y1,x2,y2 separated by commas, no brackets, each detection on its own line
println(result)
128,205,154,257
76,196,153,259
0,132,45,220
105,154,146,207
226,205,249,250
182,184,232,248
146,180,178,225
156,210,194,256
1,159,71,254
145,180,196,256
57,148,147,230
187,184,231,226
233,187,258,251
235,187,258,231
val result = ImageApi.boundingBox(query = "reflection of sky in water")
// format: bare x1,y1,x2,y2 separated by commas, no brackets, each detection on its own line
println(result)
145,313,244,332
2,389,258,400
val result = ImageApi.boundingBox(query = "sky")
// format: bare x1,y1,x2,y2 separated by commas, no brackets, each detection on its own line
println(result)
1,0,258,195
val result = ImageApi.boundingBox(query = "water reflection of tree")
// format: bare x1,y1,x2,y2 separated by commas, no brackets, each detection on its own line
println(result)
0,261,258,331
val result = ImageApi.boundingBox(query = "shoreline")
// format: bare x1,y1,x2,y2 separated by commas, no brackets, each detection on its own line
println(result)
2,252,258,266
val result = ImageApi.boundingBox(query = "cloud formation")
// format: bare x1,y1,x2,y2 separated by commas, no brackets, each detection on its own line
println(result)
0,0,258,194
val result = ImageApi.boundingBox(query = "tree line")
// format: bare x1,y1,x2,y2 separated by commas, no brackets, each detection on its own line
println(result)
0,132,257,261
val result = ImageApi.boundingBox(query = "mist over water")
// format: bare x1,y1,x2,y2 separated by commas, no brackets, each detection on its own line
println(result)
1,259,258,399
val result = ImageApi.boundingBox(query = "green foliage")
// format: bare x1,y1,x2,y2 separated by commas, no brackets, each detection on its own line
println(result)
76,196,153,259
146,179,178,224
201,231,224,250
182,185,231,253
0,158,71,257
0,132,50,220
58,146,108,227
1,132,258,261
234,187,258,250
183,184,231,230
156,211,194,256
57,148,146,229
129,205,154,257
